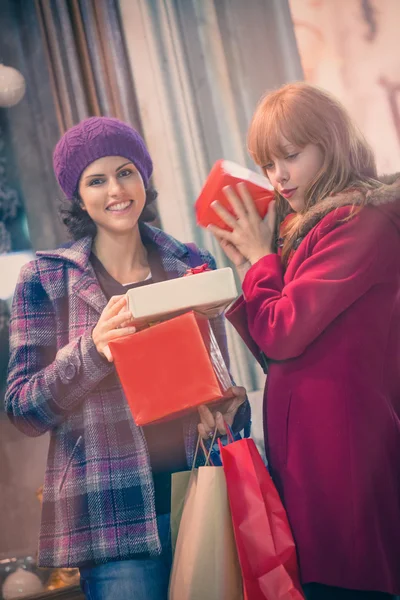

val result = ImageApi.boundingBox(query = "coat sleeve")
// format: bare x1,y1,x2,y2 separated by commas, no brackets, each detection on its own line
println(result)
5,260,114,437
200,249,251,435
242,207,398,361
226,296,269,373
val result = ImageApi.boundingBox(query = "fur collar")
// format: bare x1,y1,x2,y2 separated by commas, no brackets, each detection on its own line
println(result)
289,174,400,241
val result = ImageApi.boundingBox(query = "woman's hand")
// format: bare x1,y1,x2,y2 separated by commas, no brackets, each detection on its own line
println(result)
208,182,276,266
197,386,247,439
92,295,136,362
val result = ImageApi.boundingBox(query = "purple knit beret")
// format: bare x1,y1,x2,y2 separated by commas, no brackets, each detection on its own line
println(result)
53,116,153,199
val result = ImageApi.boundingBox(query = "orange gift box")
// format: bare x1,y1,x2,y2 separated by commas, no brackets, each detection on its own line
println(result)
109,311,232,426
195,159,275,231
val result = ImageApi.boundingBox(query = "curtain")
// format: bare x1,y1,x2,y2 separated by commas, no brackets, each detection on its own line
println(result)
34,0,143,134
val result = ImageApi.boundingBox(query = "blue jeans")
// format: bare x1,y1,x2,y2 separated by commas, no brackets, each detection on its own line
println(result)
79,514,172,600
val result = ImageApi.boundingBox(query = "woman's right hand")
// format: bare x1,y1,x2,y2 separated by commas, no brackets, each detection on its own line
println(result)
210,228,252,283
213,232,248,268
92,295,136,362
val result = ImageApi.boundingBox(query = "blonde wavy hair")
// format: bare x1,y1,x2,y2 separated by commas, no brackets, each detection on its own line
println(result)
247,82,379,262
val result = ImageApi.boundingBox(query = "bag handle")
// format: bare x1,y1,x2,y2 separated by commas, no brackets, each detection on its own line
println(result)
192,421,236,470
192,428,218,470
225,421,235,444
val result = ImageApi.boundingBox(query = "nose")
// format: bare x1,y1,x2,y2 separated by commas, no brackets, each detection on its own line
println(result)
108,176,123,197
274,162,289,186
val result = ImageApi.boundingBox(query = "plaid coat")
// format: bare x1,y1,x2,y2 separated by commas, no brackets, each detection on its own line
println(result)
5,223,250,568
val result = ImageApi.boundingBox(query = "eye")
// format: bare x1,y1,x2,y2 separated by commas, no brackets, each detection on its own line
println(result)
118,169,134,178
263,161,274,170
88,178,104,186
286,152,299,161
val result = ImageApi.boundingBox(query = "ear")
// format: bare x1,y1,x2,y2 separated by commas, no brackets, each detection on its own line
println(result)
76,194,87,211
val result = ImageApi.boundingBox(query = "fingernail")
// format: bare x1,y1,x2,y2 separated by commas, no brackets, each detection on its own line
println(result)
216,412,222,419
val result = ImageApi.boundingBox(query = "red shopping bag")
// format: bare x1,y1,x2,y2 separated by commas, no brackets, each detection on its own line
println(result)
219,437,304,600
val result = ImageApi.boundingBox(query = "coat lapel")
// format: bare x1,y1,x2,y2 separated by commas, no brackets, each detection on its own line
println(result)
72,269,108,314
140,222,191,279
36,236,107,315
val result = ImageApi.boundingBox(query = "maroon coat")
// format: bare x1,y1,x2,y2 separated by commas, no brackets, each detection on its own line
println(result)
227,176,400,594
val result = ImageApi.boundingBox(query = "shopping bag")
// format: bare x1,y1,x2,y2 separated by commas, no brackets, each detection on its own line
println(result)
169,435,243,600
220,437,304,600
170,470,192,553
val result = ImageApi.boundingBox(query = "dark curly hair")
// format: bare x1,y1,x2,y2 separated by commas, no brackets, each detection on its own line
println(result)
60,187,158,240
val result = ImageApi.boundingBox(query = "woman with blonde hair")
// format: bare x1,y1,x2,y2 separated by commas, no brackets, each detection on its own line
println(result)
209,82,400,599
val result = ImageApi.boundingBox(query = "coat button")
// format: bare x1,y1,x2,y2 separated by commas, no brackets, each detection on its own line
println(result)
64,364,76,380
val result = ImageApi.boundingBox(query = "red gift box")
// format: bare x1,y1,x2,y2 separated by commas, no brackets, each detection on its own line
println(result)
195,159,275,231
109,311,232,426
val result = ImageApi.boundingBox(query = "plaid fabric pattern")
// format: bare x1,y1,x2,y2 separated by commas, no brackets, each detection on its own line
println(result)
5,223,250,568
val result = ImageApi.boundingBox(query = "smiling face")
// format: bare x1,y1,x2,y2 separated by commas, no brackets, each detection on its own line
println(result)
263,137,324,212
78,155,146,236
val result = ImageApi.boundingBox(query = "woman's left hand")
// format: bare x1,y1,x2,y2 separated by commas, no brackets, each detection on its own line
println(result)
208,182,276,265
197,386,247,439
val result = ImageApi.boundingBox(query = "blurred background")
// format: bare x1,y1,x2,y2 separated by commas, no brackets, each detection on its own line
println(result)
0,0,399,596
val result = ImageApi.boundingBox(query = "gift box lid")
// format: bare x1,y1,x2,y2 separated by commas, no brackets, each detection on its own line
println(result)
126,266,238,324
195,159,275,231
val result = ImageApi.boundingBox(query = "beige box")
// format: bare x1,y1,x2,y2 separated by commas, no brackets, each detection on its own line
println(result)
126,267,238,325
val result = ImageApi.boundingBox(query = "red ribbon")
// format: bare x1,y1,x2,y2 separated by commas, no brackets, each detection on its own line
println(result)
184,263,211,276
